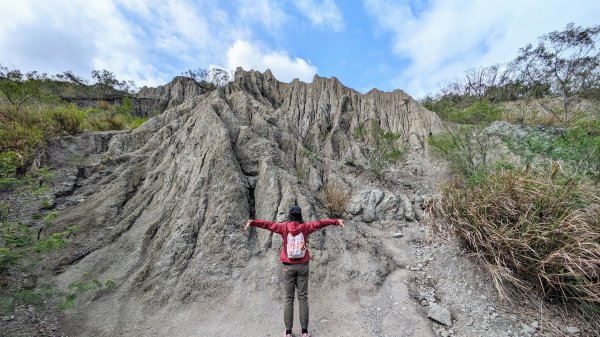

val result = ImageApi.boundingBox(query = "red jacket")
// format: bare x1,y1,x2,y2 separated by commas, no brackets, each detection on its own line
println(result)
250,219,340,264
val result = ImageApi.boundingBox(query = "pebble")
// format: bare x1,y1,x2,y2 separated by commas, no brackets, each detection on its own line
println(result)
521,323,536,334
565,326,580,334
427,303,452,326
391,232,403,238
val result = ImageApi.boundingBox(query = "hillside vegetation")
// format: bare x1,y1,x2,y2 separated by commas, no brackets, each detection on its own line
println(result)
426,23,600,322
0,67,148,181
0,67,149,321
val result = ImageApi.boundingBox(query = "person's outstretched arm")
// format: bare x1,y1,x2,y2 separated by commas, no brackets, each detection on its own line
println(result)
305,219,344,234
244,219,284,234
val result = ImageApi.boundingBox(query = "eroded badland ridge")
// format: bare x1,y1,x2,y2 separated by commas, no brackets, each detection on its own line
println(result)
1,69,592,337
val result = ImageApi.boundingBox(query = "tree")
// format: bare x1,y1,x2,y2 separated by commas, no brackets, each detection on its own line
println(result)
181,68,209,82
181,67,231,87
91,69,137,96
206,68,231,87
91,69,120,97
54,70,88,85
514,23,600,125
0,65,46,111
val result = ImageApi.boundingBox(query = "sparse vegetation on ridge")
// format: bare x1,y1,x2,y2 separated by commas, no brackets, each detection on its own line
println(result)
423,23,600,127
427,23,600,323
0,66,147,180
0,66,135,320
354,120,406,179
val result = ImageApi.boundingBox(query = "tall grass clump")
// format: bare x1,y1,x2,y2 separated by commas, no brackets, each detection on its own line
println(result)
324,182,350,217
443,167,600,313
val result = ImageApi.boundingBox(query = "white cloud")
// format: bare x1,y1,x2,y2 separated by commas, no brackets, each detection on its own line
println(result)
294,0,344,31
0,0,304,87
237,0,288,30
365,0,600,98
0,0,170,86
227,40,317,82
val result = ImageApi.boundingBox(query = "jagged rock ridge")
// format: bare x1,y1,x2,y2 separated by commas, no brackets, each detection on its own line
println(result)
136,76,215,115
44,68,443,336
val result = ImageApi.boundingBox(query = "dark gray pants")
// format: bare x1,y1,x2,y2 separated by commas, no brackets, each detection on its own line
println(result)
282,262,310,330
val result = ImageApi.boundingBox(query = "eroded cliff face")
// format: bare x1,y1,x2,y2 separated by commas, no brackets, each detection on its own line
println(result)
44,69,443,336
136,76,215,115
233,68,442,160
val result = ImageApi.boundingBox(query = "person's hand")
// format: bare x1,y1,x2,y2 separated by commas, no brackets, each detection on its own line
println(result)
244,220,252,231
337,219,345,227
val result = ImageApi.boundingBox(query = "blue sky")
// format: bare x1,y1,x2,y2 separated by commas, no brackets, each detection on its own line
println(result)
0,0,599,98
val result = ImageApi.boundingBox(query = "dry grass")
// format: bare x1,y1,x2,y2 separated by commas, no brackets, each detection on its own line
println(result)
324,183,350,218
442,168,600,321
96,100,110,110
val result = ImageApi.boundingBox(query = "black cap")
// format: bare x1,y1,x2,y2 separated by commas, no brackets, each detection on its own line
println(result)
289,205,302,214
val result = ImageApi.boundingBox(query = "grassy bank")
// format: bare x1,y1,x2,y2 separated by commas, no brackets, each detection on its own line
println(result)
427,94,600,321
0,100,146,180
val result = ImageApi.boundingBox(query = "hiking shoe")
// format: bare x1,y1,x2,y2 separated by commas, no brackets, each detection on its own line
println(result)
301,332,310,337
284,331,292,337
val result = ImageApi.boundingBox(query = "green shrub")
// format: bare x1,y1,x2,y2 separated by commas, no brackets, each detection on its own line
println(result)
300,148,320,163
104,279,115,289
1,222,33,248
61,277,116,310
424,98,502,125
60,293,76,310
0,121,44,154
0,151,24,178
83,110,126,131
354,121,406,179
46,105,85,135
115,96,134,114
16,289,44,305
0,296,15,314
114,112,146,129
0,247,19,270
34,232,69,252
428,125,497,184
505,120,600,183
449,100,502,125
0,102,145,181
0,202,8,221
68,279,103,292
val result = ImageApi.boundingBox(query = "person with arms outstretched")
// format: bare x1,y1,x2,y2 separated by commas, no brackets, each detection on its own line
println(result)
245,204,345,337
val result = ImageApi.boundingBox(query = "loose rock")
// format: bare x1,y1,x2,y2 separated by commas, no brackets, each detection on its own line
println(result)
428,303,452,326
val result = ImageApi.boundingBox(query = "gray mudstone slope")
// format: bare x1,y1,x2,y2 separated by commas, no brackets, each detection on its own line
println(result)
44,69,448,336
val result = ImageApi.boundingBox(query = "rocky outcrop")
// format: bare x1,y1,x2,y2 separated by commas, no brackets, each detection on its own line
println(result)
233,68,442,161
136,76,215,115
42,68,443,336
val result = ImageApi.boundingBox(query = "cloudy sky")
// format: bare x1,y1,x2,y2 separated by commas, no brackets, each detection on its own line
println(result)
0,0,598,98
